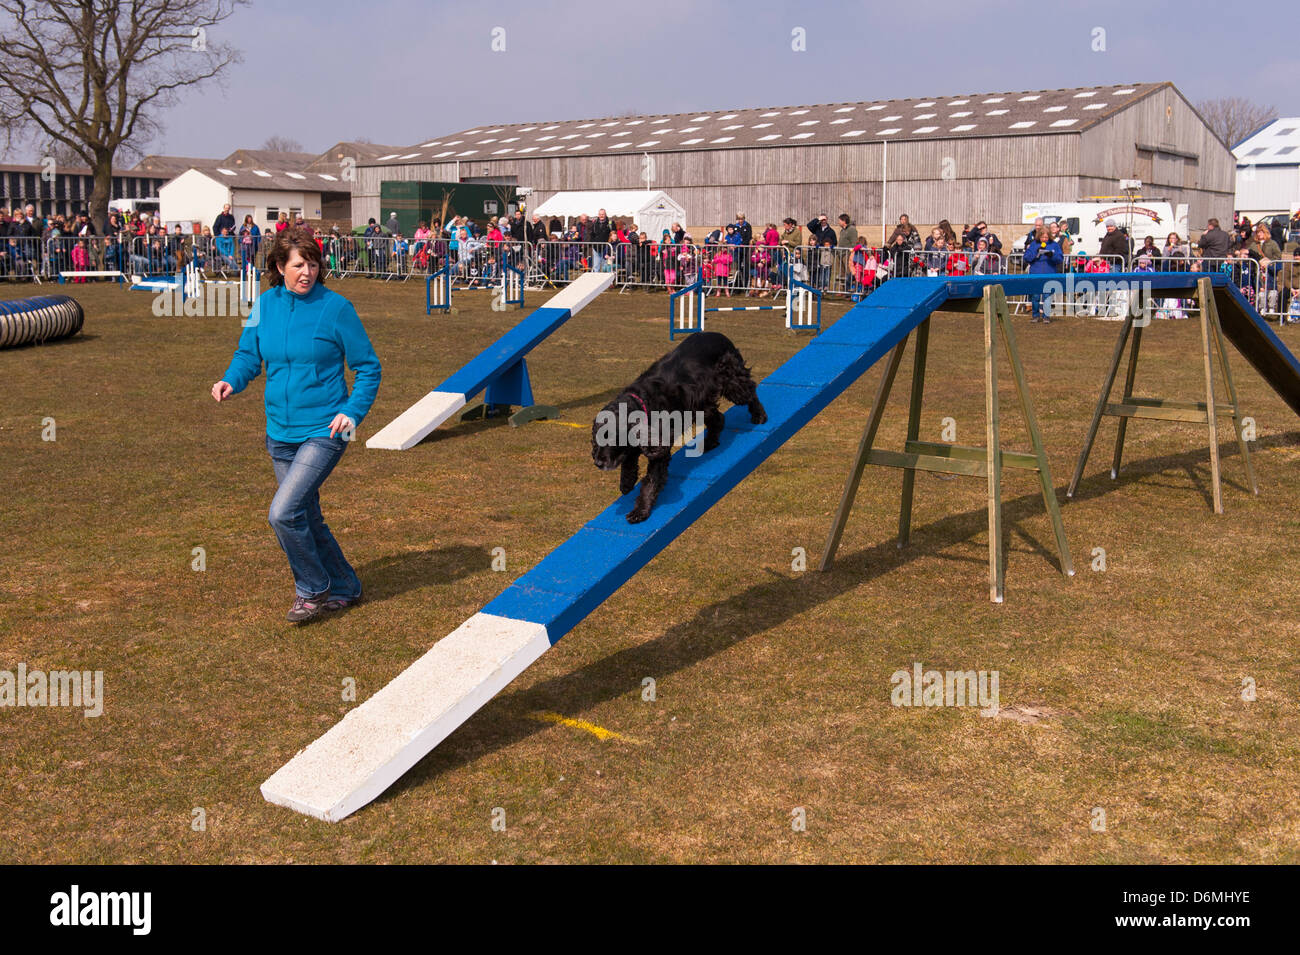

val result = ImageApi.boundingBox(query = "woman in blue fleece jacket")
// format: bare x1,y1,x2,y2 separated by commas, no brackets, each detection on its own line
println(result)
1023,225,1063,323
211,227,381,623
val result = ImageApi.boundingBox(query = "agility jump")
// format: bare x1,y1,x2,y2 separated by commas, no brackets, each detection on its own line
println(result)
670,277,822,338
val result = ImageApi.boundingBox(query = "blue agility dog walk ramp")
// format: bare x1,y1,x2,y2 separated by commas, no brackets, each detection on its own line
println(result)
367,272,614,449
262,273,1300,821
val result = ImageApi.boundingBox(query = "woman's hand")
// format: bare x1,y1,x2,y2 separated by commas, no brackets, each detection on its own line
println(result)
211,381,233,402
329,413,355,439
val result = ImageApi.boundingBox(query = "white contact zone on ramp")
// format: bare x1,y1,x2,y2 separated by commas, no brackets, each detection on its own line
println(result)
364,390,467,450
261,612,550,821
543,271,616,313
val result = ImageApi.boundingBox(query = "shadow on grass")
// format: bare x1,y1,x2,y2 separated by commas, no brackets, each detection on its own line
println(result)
383,429,1300,801
414,386,625,445
353,543,490,604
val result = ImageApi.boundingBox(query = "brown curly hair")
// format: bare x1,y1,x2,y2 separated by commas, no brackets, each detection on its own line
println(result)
265,225,325,288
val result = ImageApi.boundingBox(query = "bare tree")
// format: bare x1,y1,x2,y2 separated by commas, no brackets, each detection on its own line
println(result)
0,0,245,224
1196,97,1278,148
262,135,304,153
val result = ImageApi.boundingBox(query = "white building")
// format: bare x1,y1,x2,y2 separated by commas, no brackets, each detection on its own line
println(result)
1234,118,1300,220
159,164,351,232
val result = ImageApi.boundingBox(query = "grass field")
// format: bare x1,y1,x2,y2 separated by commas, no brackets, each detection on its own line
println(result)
2,276,1299,863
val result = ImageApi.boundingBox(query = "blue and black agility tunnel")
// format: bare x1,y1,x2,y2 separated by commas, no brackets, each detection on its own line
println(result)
0,295,85,348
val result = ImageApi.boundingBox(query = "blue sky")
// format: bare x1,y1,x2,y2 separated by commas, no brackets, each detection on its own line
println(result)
19,0,1300,160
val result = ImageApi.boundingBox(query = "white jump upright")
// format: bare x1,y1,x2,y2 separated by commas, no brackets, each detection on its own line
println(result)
366,272,614,450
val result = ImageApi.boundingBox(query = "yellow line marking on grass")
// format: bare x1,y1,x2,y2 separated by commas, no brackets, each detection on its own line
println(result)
528,710,645,744
538,419,585,428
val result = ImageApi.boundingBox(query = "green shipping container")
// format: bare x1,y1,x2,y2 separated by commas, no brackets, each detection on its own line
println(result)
379,181,519,237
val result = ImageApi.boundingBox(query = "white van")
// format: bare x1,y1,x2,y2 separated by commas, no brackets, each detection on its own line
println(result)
1012,198,1189,255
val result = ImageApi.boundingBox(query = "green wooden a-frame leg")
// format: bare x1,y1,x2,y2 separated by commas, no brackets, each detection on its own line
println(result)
818,337,909,570
983,290,1004,603
1195,280,1224,513
991,286,1074,578
1111,290,1146,480
1204,279,1258,497
898,317,931,547
1068,311,1135,497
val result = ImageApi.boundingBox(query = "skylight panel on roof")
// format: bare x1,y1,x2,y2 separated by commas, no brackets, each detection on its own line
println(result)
253,170,271,177
419,141,441,148
612,130,632,136
1114,87,1136,94
915,113,936,120
950,111,972,118
576,123,595,129
492,148,514,154
517,147,537,154
948,99,970,105
789,109,810,115
501,136,519,142
679,126,700,132
611,142,632,149
983,96,1005,103
797,120,820,126
318,173,337,181
463,129,481,135
723,124,743,130
842,130,865,137
217,168,235,175
542,125,560,130
433,151,454,158
987,109,1009,116
882,115,901,121
711,136,734,143
830,118,851,125
1018,95,1040,102
878,128,901,135
285,171,306,178
377,154,399,160
560,133,579,139
652,118,670,124
1277,145,1297,155
865,105,884,111
1074,91,1095,98
519,126,537,132
752,123,772,128
790,132,814,139
1044,105,1066,112
692,115,711,121
568,143,590,150
1049,119,1077,127
913,126,938,134
444,140,462,146
537,135,555,141
680,138,704,145
625,120,644,125
951,124,976,132
456,150,476,157
635,140,660,147
586,132,605,137
483,128,502,134
761,111,782,117
1009,121,1036,129
601,121,619,127
1083,103,1106,110
543,145,563,152
718,114,738,120
1246,147,1268,155
478,138,497,144
757,134,781,141
1277,127,1296,135
916,102,935,108
834,106,855,113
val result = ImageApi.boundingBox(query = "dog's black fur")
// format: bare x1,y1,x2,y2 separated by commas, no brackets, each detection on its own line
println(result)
592,331,766,523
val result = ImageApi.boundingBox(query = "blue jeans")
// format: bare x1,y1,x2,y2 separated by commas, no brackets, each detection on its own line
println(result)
265,434,361,600
1031,291,1053,318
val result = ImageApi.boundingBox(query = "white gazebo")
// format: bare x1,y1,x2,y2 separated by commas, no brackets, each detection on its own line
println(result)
530,190,686,238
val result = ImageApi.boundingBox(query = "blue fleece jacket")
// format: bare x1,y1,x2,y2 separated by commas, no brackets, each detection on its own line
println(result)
221,283,381,442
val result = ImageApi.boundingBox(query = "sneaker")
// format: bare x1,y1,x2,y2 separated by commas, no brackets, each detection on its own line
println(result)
287,593,327,623
322,592,362,613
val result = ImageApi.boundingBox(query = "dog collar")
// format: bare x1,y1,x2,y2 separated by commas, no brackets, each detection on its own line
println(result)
624,391,649,416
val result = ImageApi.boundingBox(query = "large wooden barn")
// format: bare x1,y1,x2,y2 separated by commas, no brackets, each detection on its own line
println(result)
354,81,1233,239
